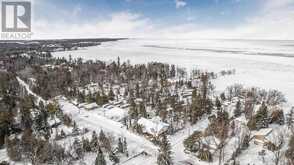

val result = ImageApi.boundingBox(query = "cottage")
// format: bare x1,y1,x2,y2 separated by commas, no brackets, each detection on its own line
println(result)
137,117,169,137
251,128,273,145
79,102,99,110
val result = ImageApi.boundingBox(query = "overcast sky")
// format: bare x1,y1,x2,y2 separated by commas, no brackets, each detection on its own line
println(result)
27,0,294,39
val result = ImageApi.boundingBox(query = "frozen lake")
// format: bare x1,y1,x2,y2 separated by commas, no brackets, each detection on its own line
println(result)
53,39,294,105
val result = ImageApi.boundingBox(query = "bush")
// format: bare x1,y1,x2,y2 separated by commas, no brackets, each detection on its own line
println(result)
0,161,9,165
247,116,257,130
197,149,213,162
183,131,202,152
270,109,285,125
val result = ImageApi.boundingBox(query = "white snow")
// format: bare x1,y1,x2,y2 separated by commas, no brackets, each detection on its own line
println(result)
102,106,128,121
16,77,46,105
137,117,169,136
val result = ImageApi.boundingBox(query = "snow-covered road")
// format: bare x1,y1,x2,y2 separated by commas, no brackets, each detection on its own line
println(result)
58,98,158,165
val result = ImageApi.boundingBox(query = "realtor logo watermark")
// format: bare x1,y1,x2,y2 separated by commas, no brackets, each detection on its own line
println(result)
1,1,32,39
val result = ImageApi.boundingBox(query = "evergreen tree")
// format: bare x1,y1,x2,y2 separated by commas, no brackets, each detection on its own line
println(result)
170,65,176,77
128,98,138,120
135,83,140,98
95,147,106,165
82,137,92,152
117,138,123,153
78,92,85,103
91,131,99,151
139,102,147,118
157,133,173,165
109,151,120,164
215,97,222,110
0,109,14,147
234,100,242,117
20,97,34,129
123,138,129,157
220,92,226,101
99,130,111,151
255,102,269,129
190,89,202,124
72,121,79,134
73,138,84,159
108,88,115,101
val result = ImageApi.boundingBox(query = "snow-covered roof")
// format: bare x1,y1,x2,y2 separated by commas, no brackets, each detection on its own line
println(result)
120,104,130,109
83,103,99,110
78,102,99,110
252,128,273,137
138,117,169,136
48,118,61,127
78,103,88,108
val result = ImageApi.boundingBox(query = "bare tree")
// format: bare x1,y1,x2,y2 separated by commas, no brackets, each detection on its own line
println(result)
266,131,285,165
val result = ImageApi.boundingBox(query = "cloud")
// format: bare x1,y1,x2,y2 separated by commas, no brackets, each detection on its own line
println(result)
235,0,294,40
175,0,187,9
263,0,294,11
28,0,294,40
32,12,153,39
157,0,294,40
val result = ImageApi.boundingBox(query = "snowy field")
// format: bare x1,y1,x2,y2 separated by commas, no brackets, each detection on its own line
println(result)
53,39,294,106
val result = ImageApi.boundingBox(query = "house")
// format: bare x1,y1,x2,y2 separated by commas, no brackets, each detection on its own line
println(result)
251,128,273,145
112,100,123,106
137,117,169,137
84,103,99,110
182,89,193,96
78,103,87,108
120,103,130,109
79,102,99,110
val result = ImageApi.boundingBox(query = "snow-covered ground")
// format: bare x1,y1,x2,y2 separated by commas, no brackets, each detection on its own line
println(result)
170,118,209,165
53,39,294,106
17,77,46,105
